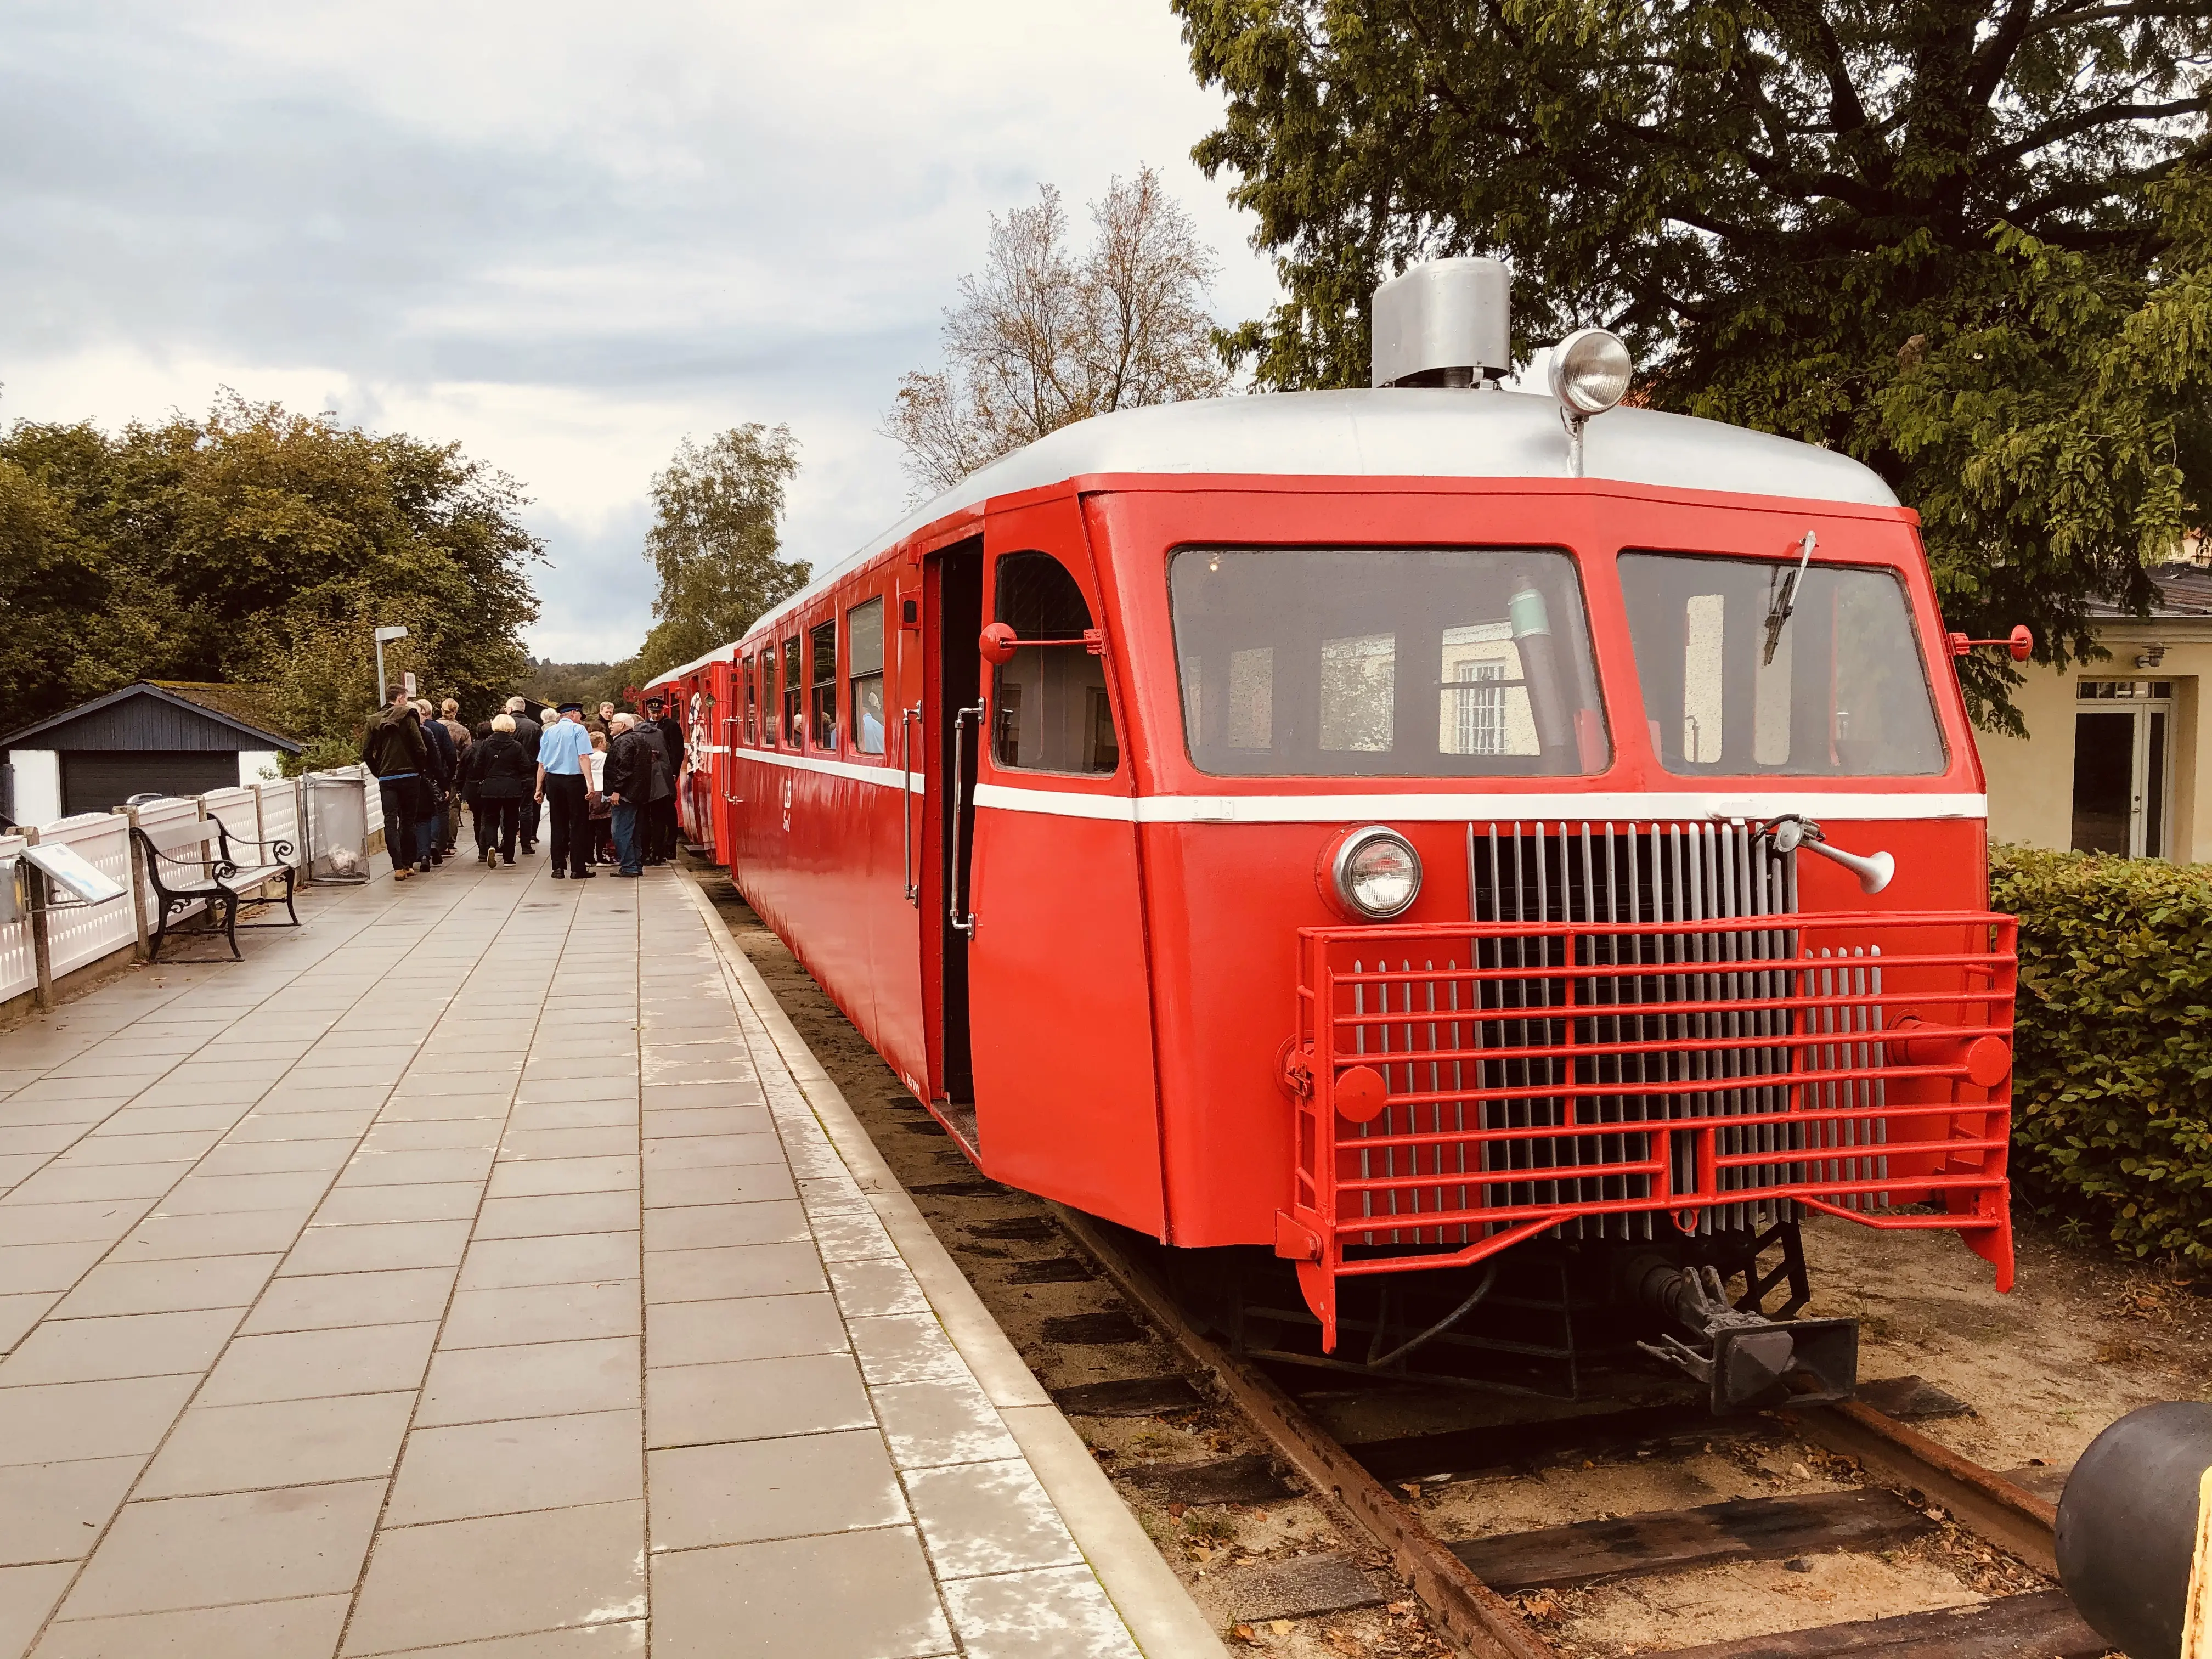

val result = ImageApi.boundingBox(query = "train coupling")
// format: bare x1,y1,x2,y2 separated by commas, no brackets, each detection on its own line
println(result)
1630,1262,1859,1414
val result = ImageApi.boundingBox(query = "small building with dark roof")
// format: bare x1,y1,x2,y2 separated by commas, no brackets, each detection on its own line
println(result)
1,681,303,825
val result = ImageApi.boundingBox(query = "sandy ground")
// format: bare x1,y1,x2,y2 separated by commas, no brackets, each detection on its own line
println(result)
695,864,2199,1657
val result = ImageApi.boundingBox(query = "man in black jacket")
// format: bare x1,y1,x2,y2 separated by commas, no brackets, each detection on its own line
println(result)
644,696,684,862
505,697,543,853
602,714,651,877
415,699,456,872
633,712,675,865
360,686,429,881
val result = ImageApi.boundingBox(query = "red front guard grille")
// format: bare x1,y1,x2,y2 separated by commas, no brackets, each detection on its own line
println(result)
1276,912,2017,1352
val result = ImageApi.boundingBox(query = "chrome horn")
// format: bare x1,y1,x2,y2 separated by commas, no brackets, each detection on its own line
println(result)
1760,815,1895,895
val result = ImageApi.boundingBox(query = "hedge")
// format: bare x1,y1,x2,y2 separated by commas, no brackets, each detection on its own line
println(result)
1990,845,2212,1263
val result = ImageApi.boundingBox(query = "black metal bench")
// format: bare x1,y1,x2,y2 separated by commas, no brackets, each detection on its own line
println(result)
128,813,299,961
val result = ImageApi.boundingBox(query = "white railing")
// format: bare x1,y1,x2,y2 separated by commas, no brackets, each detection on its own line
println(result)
0,833,35,1003
255,778,303,866
35,813,139,977
0,764,388,1007
199,785,257,840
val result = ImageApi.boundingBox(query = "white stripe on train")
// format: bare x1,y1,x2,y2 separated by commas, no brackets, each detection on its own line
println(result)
726,751,1985,824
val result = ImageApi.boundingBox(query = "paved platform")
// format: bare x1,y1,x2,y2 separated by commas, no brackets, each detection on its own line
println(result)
0,853,1211,1658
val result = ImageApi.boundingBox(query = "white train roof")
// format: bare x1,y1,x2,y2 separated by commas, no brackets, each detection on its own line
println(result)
643,642,734,691
750,387,1902,640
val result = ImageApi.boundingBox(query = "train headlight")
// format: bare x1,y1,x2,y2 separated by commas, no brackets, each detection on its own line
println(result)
1548,328,1633,415
1327,827,1423,921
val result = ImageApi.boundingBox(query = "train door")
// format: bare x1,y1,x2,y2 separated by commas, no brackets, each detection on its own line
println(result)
703,659,733,862
959,503,1166,1234
921,541,983,1127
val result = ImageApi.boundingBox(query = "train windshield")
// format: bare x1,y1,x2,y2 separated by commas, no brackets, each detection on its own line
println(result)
1620,552,1946,776
1168,547,1607,777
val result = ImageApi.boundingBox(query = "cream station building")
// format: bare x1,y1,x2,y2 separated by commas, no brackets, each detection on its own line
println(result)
1979,561,2212,865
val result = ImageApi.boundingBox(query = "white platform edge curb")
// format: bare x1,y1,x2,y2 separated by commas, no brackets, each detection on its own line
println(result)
679,874,1229,1659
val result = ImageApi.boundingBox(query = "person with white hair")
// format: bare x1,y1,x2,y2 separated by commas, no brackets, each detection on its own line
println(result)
601,712,651,877
462,713,533,865
504,696,542,854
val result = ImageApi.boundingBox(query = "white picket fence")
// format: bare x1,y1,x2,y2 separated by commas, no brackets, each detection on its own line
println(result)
37,814,139,978
0,765,385,1009
256,778,301,861
0,834,33,1005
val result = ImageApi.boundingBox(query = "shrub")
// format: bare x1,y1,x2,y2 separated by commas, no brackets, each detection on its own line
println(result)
1991,846,2212,1263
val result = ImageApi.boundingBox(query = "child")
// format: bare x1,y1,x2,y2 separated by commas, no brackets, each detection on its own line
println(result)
584,729,614,865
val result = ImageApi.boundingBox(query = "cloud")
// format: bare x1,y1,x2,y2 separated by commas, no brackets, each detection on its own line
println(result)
0,0,1278,662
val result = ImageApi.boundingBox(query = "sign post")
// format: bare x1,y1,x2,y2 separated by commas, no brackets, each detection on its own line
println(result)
374,624,410,704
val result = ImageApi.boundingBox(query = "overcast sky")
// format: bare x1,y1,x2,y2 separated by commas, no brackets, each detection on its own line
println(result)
0,0,1279,662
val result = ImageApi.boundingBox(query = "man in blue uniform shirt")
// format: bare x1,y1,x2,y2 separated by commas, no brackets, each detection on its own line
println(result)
534,702,596,880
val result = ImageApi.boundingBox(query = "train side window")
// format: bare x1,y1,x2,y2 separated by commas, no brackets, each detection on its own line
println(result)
848,597,886,756
809,619,838,749
991,551,1117,775
742,654,757,744
781,637,803,745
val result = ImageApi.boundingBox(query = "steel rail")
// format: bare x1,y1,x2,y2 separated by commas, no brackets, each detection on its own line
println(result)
1791,1395,2060,1576
1051,1205,1563,1659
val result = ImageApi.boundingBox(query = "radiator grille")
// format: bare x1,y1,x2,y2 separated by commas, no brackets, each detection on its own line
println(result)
1280,821,2018,1352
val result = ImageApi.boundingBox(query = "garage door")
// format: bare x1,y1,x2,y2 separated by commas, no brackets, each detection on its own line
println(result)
61,752,239,817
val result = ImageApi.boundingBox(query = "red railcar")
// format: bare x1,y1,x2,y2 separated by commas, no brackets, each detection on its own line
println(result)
644,646,732,861
691,263,2016,1405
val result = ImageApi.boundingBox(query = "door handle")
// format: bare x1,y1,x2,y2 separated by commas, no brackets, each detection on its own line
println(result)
949,704,982,935
719,719,744,804
901,705,921,905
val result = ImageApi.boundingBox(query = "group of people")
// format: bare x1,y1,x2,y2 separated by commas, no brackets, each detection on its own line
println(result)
360,687,688,882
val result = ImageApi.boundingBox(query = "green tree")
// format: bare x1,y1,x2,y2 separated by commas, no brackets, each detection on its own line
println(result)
636,425,809,681
0,393,543,752
1175,0,2212,727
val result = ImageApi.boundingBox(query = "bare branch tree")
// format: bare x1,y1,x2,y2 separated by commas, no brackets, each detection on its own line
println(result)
886,168,1230,498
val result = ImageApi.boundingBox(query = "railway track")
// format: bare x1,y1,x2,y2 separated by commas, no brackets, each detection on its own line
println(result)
695,868,2115,1659
1054,1206,2103,1659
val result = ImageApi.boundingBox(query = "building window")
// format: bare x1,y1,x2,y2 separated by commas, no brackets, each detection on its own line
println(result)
809,620,838,749
782,637,803,746
2072,681,2174,859
1448,657,1508,755
2077,680,2174,700
848,597,885,756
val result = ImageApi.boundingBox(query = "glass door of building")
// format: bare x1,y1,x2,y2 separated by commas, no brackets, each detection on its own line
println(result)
2070,680,2174,857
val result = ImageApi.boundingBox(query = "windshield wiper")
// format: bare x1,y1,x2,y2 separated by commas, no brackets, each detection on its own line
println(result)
1762,531,1816,667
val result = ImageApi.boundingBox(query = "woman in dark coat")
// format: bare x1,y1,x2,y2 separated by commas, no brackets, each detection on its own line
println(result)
464,715,535,866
